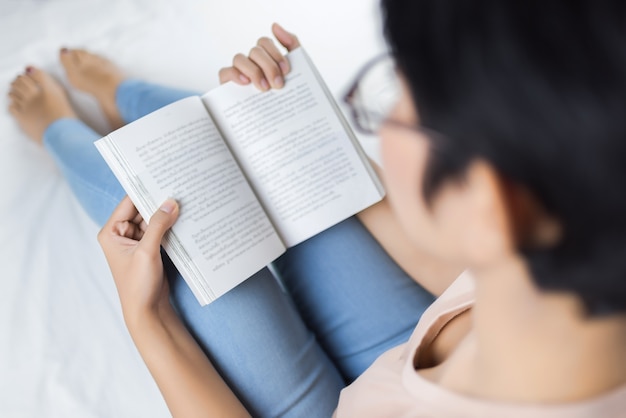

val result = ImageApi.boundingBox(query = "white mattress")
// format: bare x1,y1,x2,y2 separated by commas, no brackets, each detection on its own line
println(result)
0,0,384,416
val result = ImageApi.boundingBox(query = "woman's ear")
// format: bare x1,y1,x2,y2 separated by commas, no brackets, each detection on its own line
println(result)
455,160,515,265
500,176,562,251
443,160,562,267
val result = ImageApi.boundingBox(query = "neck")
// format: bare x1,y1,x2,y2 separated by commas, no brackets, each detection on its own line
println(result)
460,258,626,403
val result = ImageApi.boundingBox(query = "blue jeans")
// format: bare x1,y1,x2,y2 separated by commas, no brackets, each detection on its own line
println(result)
43,80,434,417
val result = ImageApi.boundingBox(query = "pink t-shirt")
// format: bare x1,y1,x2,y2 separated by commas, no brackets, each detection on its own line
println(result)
334,272,626,417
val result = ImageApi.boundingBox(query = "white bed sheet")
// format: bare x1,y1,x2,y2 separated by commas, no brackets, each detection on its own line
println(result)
0,0,384,416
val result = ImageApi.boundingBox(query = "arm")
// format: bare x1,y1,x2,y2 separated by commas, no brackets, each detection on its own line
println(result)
130,303,249,418
219,25,461,297
98,197,250,418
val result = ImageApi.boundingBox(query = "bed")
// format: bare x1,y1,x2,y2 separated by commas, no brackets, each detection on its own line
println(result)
0,0,384,416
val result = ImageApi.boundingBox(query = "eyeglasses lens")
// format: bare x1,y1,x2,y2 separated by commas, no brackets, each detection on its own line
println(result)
351,57,401,134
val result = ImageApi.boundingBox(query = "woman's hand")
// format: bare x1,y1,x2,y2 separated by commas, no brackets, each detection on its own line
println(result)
99,198,250,417
97,196,179,329
219,22,301,91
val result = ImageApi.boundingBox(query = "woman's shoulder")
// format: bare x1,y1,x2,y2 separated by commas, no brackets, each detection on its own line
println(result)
334,271,475,417
336,271,626,418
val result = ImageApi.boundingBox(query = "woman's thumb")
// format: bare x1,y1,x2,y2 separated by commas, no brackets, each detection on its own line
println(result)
140,199,179,251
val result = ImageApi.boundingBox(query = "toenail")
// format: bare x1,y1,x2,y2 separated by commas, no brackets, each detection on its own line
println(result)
26,66,33,74
61,47,69,54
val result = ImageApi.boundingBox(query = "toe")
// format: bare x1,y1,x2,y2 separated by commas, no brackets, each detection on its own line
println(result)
25,66,49,86
11,76,32,99
59,47,84,68
59,47,73,68
14,73,39,94
8,93,23,112
9,84,25,101
9,76,23,93
8,89,22,101
8,102,21,115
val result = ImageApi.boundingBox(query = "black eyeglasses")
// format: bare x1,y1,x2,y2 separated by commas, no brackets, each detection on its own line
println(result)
343,54,446,145
343,53,400,135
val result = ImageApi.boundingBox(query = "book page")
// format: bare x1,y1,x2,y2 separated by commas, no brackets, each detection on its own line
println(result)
96,96,285,305
202,48,384,247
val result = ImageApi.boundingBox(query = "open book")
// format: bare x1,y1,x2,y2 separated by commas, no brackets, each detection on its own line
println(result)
95,48,384,306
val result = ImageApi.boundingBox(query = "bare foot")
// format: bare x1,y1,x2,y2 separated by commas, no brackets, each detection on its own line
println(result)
8,67,78,144
59,48,125,130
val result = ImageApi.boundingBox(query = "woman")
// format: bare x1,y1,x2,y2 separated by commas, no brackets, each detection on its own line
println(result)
9,0,626,416
8,21,447,418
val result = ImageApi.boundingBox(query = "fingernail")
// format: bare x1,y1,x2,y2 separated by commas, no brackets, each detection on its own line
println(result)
260,78,270,91
274,76,284,88
60,47,69,54
159,199,177,214
239,74,250,84
279,60,289,74
25,66,33,74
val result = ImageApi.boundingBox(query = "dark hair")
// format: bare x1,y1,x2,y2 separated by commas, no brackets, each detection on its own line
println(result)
381,0,626,316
